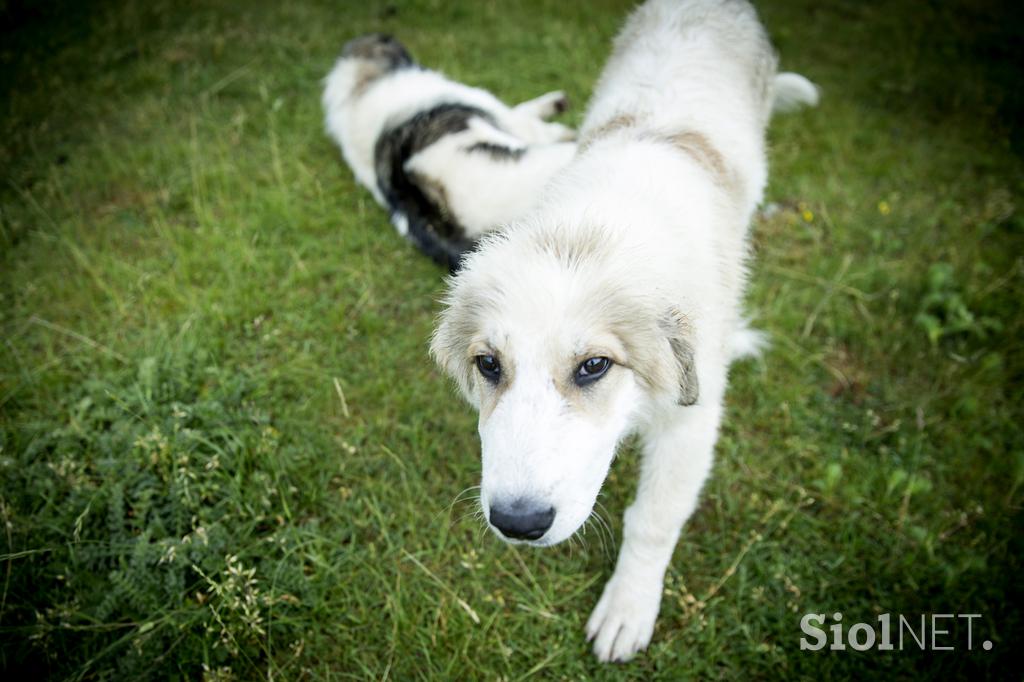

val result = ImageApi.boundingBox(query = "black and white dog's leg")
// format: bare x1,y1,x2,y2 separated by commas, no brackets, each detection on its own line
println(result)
514,90,570,120
586,401,723,663
506,91,575,143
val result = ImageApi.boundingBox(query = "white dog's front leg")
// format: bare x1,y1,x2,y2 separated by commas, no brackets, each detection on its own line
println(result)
586,402,722,662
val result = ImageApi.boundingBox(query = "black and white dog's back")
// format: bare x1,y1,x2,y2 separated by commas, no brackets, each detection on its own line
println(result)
323,34,576,271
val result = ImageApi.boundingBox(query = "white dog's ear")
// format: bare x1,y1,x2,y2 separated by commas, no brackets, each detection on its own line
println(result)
430,303,480,408
615,303,699,406
660,310,699,406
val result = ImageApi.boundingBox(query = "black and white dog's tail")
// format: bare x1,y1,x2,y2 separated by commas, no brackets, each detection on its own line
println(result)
388,211,474,273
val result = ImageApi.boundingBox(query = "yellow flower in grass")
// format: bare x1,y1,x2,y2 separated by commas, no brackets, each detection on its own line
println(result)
798,201,813,223
878,200,891,215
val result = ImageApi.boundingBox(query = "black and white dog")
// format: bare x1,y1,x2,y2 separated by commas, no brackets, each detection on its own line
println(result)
323,34,576,271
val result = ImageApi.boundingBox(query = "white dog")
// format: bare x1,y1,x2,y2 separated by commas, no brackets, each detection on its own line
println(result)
323,34,577,271
431,0,817,663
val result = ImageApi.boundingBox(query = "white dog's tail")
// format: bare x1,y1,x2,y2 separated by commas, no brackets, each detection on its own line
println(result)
729,322,769,362
771,72,819,114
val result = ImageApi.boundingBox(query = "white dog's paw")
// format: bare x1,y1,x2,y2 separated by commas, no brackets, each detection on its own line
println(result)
585,575,662,663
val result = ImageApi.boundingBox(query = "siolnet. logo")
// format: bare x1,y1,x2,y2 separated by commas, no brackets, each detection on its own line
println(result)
799,612,993,652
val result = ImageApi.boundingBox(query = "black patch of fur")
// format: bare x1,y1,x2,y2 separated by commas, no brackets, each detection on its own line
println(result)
464,141,527,161
374,103,494,272
341,33,413,70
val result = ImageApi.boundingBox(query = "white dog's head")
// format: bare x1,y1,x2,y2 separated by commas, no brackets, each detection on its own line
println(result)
431,223,699,546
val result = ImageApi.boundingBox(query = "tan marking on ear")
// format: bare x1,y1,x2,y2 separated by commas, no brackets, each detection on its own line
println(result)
432,269,510,409
660,309,700,406
668,336,699,406
595,300,700,406
431,296,484,406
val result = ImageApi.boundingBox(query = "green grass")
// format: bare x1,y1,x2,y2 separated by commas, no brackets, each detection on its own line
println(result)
1,0,1021,678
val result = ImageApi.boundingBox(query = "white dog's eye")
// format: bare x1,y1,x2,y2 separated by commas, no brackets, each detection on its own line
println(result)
476,354,501,383
575,357,612,386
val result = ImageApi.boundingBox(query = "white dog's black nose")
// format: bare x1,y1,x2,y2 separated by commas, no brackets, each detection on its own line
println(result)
489,499,555,541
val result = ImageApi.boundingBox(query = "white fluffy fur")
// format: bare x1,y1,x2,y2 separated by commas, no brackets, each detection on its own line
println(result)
322,53,576,240
432,0,816,663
